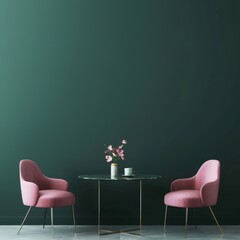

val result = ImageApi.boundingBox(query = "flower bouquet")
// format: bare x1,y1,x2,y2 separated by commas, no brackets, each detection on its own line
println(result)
105,139,127,162
105,139,127,178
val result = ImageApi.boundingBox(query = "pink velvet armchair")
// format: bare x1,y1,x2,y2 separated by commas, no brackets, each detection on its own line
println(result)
163,159,223,237
18,159,76,235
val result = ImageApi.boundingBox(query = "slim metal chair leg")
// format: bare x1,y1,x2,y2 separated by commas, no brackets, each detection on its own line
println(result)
72,205,76,232
163,205,168,235
51,208,54,237
17,206,32,235
43,208,47,228
209,206,223,235
185,208,188,238
194,208,197,229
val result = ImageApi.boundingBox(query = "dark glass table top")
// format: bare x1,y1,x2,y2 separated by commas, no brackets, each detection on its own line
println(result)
78,174,162,181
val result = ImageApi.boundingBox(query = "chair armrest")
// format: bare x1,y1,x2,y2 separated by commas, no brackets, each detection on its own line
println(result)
20,179,39,206
200,180,219,206
46,177,69,191
171,176,195,191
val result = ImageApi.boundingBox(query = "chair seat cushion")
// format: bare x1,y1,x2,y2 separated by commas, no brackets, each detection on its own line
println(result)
164,190,204,208
35,190,75,208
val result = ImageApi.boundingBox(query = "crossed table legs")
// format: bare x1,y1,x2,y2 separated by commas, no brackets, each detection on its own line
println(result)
97,179,142,236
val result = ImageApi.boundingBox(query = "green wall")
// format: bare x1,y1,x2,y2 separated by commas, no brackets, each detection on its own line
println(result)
0,0,240,225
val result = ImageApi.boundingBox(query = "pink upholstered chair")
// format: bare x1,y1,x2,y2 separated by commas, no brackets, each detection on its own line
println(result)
18,159,76,235
163,159,223,237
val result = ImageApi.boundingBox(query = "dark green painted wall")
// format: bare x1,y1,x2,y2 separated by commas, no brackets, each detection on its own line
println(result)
0,0,239,225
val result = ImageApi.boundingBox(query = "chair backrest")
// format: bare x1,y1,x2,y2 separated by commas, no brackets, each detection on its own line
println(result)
20,159,49,190
194,159,220,190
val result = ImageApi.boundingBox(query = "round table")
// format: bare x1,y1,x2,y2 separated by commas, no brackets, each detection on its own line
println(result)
78,174,162,236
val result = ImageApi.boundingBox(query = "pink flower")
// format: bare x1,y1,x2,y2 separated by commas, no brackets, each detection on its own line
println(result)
105,155,112,162
107,145,113,151
116,149,124,155
104,139,127,162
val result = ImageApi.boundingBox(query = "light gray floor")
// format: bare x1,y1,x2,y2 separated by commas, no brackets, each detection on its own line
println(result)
0,225,239,239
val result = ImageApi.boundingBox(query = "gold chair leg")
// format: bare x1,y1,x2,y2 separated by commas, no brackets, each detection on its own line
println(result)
43,208,47,228
185,208,188,238
72,205,76,232
17,206,32,235
163,205,168,235
209,206,223,235
51,208,54,238
194,208,197,229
